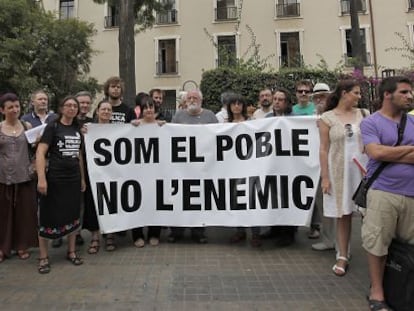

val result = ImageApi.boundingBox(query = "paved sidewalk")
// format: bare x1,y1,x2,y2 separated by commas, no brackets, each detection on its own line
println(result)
0,220,369,311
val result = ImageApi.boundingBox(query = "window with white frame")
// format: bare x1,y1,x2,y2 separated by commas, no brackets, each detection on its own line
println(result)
60,0,74,19
215,0,238,21
156,38,179,75
104,3,119,28
340,26,371,66
216,35,237,67
340,0,367,15
409,0,414,10
275,0,301,18
278,31,303,68
156,0,178,25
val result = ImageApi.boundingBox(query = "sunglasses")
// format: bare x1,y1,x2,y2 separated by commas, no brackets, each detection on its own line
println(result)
344,124,353,138
297,89,311,94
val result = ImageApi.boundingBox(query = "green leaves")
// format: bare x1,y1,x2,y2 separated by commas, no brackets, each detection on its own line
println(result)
0,0,98,109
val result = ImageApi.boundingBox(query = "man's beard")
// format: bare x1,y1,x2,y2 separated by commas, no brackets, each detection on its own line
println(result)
261,100,271,107
188,103,201,113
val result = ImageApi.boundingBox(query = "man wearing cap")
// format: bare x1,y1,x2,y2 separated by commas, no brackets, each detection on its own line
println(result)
292,80,315,116
310,83,336,251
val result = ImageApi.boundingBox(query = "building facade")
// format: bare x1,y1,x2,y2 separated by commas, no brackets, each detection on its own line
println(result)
41,0,414,105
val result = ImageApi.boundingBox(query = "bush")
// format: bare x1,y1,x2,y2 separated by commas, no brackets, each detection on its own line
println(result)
200,68,339,112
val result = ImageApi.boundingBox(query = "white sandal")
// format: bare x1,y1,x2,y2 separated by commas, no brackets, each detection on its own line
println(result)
332,256,349,277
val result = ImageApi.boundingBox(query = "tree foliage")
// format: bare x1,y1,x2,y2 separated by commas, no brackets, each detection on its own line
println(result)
93,0,171,106
0,0,98,110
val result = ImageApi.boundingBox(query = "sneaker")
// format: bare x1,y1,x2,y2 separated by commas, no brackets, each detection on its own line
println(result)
134,238,145,248
149,237,159,246
52,238,63,248
75,234,84,246
308,227,320,239
312,242,335,251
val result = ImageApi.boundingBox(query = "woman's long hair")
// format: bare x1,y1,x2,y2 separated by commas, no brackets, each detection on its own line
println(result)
325,80,359,111
227,93,248,122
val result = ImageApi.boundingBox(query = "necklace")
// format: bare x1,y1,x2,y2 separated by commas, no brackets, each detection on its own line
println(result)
3,122,20,136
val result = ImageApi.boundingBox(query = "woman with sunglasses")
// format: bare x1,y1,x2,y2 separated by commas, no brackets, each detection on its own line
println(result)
319,80,369,277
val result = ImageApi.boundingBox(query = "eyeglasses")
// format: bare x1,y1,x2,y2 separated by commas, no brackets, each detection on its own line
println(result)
63,103,78,109
344,124,353,137
297,89,311,94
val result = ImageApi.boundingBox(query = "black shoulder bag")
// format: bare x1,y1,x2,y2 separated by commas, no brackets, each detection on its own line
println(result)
352,113,407,208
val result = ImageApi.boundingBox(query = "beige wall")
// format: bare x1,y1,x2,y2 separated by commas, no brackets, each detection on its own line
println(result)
42,0,414,94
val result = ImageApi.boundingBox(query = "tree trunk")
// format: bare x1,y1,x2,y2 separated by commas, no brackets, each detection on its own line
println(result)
350,0,364,73
118,0,136,108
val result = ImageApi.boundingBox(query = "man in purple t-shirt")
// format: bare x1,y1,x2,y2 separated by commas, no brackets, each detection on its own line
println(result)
360,76,414,311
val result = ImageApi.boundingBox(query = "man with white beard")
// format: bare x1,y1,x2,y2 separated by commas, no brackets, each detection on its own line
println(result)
168,89,218,243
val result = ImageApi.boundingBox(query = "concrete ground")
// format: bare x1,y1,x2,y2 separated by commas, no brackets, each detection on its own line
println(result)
0,218,369,311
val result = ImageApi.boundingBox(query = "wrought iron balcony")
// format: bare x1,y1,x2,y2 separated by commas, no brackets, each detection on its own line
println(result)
156,61,178,75
104,15,119,28
156,9,178,25
215,6,238,21
276,2,300,17
340,0,367,14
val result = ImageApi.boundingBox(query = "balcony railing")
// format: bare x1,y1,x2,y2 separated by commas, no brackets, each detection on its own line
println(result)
343,52,371,66
156,9,178,25
156,61,178,75
276,2,300,17
279,54,304,68
341,0,367,14
215,6,238,21
104,15,119,28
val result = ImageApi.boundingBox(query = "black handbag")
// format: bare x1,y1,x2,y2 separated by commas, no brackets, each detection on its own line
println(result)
352,113,407,208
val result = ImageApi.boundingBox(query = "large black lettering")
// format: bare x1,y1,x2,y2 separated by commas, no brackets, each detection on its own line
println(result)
255,132,272,158
216,135,233,161
189,136,204,162
182,179,201,210
292,175,314,210
120,180,141,212
204,179,226,210
96,181,117,215
171,137,187,162
274,129,290,156
114,138,132,165
134,138,159,163
248,176,277,209
292,129,309,156
229,178,247,210
94,139,112,166
235,134,253,160
156,180,173,211
280,175,289,209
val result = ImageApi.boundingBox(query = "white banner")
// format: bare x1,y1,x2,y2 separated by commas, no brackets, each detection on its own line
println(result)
85,116,320,233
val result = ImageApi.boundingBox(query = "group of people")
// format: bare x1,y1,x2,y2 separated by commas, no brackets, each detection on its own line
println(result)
1,75,413,311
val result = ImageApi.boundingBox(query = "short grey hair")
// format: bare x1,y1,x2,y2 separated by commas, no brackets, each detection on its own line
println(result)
75,91,93,100
186,89,203,101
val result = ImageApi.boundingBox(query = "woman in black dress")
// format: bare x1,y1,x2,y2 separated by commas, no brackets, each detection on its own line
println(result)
36,96,86,274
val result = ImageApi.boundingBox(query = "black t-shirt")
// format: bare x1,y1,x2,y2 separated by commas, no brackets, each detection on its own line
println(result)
40,121,82,177
110,103,136,124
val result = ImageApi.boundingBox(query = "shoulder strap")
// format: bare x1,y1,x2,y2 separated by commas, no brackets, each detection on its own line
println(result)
365,113,407,189
360,108,367,118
